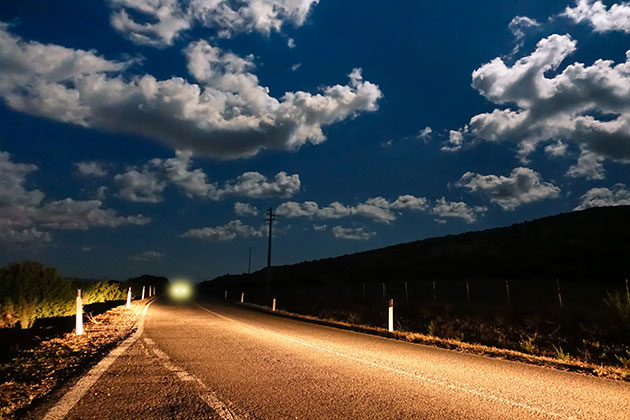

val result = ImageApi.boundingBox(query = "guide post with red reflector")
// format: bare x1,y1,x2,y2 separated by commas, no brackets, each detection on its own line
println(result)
75,289,83,335
388,299,394,332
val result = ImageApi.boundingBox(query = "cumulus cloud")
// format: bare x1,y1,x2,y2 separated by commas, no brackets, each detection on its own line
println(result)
457,167,560,210
0,28,382,160
566,150,605,180
277,194,428,224
75,161,108,177
574,183,630,210
332,225,375,240
114,150,300,202
312,224,327,231
544,141,568,157
109,0,319,47
432,197,487,224
234,202,259,216
448,33,630,178
0,152,149,245
417,126,432,141
508,16,541,56
132,250,166,261
563,0,630,33
180,220,264,240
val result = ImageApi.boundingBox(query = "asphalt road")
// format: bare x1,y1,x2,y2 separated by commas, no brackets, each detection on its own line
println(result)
32,299,630,420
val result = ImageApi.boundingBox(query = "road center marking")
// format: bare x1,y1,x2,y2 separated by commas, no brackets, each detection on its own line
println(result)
197,303,580,420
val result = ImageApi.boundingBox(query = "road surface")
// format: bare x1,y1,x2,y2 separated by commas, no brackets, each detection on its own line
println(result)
30,299,630,419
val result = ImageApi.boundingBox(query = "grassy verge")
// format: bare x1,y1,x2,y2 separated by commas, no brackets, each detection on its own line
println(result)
230,300,630,382
0,299,152,419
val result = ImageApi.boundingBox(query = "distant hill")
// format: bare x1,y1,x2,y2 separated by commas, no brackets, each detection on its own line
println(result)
202,206,630,292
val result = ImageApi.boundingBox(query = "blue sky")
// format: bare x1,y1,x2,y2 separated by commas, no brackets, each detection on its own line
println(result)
1,0,630,281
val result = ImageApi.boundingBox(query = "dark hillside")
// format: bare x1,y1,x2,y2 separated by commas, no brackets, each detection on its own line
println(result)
202,206,630,293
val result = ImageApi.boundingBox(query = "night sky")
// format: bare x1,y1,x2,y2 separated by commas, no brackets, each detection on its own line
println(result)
1,0,629,281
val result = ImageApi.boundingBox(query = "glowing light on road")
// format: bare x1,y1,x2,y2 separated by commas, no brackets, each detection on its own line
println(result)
169,280,193,301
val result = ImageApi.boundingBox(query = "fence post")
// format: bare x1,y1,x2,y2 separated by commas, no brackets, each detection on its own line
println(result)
556,279,563,309
505,280,511,304
272,298,276,311
432,281,437,302
388,299,394,332
466,281,470,304
241,292,245,303
404,281,409,304
141,286,145,300
75,289,83,335
626,278,630,306
126,287,132,308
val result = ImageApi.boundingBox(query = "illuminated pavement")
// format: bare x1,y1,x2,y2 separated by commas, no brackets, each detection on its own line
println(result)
34,299,630,419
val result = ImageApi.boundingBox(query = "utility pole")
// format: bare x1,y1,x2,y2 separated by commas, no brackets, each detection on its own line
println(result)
265,208,276,293
248,246,252,275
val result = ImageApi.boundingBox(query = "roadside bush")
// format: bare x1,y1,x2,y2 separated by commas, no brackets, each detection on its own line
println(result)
0,262,73,329
83,281,126,304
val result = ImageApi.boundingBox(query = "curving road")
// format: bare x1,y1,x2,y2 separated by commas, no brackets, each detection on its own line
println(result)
33,299,630,419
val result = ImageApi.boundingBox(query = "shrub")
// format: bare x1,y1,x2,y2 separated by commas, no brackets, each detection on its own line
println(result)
0,261,73,329
83,281,126,304
604,290,630,321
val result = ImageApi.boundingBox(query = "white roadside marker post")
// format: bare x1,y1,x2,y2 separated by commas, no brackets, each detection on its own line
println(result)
466,281,470,304
272,298,276,311
556,279,563,310
388,299,394,332
224,290,228,300
141,286,145,300
505,280,511,304
241,292,244,303
126,287,132,308
75,289,83,335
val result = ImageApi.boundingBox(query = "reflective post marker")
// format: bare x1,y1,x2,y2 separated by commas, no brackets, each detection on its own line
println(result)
126,287,131,308
241,292,244,303
224,290,228,300
141,286,145,300
272,298,276,311
75,289,83,335
388,299,394,332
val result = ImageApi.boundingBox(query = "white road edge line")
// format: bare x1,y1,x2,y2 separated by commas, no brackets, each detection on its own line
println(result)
196,303,580,420
42,301,155,420
142,325,243,419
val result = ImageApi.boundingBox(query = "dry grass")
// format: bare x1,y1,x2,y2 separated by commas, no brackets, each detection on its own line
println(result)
240,301,630,382
0,300,150,419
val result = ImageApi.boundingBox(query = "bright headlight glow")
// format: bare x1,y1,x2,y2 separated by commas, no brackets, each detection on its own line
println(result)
169,280,192,301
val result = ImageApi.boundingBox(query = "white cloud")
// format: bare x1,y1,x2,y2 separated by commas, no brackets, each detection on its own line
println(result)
544,141,568,157
109,0,319,48
291,63,302,71
432,197,487,224
0,152,149,244
115,168,166,203
114,151,300,202
312,223,327,231
75,161,108,177
332,225,375,240
132,250,166,261
509,16,540,40
457,167,560,210
277,194,428,224
574,183,630,210
449,33,630,178
563,0,630,33
0,28,382,160
181,220,264,241
566,150,605,180
417,126,432,141
287,38,296,48
234,202,259,216
442,129,464,152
